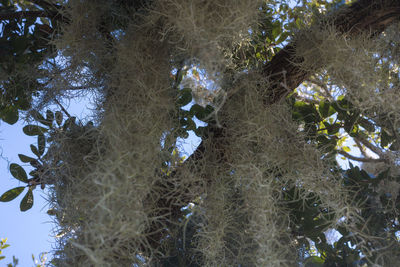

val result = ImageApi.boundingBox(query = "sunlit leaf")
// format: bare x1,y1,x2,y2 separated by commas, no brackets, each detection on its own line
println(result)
342,146,351,152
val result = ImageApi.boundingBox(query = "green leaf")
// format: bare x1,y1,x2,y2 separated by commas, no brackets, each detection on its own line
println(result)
190,104,206,120
46,110,54,122
318,101,330,118
23,125,47,136
30,144,41,158
304,256,324,267
318,101,336,118
31,110,46,124
294,102,321,124
0,187,25,202
326,123,341,135
10,163,28,183
1,106,19,125
344,113,359,133
20,188,33,212
47,209,56,216
38,134,45,156
18,154,35,163
275,31,289,45
185,117,196,131
55,111,63,126
177,88,192,107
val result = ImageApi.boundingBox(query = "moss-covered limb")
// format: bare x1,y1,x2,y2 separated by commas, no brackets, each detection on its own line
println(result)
262,0,400,104
332,0,400,35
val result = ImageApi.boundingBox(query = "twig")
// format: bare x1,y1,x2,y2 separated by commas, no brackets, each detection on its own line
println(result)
54,99,71,118
354,139,368,157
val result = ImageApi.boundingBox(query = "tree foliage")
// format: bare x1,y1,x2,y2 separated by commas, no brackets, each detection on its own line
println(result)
1,0,400,266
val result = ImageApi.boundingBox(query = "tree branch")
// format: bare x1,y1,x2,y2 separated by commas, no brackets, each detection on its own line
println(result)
0,6,68,23
354,138,368,157
354,136,383,157
0,10,48,21
337,150,384,163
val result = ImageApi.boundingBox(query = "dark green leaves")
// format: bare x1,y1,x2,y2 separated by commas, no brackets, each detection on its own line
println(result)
304,256,324,267
293,102,321,124
318,101,335,118
177,88,192,107
23,125,47,136
46,110,54,123
20,188,33,212
30,144,41,158
55,111,63,126
31,110,46,124
0,187,25,202
10,163,28,183
324,122,341,135
190,104,214,121
38,134,45,156
0,106,19,125
18,154,35,163
32,110,53,127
